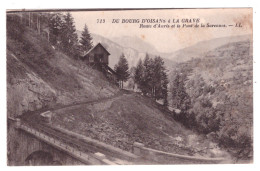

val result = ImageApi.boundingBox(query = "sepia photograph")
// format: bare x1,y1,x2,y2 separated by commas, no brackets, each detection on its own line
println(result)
6,8,253,165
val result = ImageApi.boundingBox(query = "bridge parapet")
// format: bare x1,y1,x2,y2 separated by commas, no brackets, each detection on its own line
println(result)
52,125,139,162
18,123,118,165
132,142,227,164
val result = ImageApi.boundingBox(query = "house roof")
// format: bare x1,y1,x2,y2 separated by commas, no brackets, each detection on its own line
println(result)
83,43,110,57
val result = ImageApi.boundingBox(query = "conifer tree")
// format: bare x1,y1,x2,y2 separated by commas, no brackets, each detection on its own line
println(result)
134,59,145,91
134,55,168,105
161,68,169,106
142,54,154,95
61,12,79,57
133,55,169,105
80,24,93,54
49,13,63,46
153,56,169,106
171,73,190,110
128,67,136,90
114,54,130,88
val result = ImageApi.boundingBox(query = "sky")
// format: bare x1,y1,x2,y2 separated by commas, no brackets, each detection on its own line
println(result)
71,9,252,53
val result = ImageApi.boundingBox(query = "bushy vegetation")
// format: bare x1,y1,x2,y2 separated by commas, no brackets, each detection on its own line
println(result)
170,41,253,160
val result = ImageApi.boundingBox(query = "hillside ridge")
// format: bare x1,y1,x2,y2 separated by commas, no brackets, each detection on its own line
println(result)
169,39,253,161
166,34,251,63
7,26,119,117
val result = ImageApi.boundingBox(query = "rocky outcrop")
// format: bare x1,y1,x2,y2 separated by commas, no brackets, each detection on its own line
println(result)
7,73,57,117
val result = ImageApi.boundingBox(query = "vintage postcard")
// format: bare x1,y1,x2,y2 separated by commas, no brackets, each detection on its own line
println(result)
6,8,253,165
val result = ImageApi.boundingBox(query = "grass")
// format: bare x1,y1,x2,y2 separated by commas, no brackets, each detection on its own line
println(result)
7,18,119,117
51,93,223,157
7,16,230,160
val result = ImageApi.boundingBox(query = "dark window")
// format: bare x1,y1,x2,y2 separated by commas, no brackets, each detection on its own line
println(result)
94,54,103,62
99,54,103,62
89,55,94,62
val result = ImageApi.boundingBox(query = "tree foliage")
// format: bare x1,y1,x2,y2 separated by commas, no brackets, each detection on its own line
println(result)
169,41,253,160
127,67,136,90
8,12,94,60
60,12,79,58
134,59,145,91
79,24,93,53
114,54,130,88
171,72,190,110
48,13,63,46
134,54,169,106
153,56,169,105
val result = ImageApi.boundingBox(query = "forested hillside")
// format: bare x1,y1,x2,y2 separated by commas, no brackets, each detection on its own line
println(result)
169,40,253,161
7,11,253,164
7,14,119,117
7,12,232,161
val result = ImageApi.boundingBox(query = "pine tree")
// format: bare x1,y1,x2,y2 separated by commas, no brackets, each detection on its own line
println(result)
134,55,168,104
152,56,162,98
80,24,93,54
161,69,169,106
60,12,79,57
171,73,190,110
49,13,63,46
142,54,154,96
134,59,145,91
153,56,169,105
114,54,130,88
128,67,136,90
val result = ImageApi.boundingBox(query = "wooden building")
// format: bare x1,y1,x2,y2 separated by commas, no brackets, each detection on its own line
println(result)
82,43,110,66
81,43,118,83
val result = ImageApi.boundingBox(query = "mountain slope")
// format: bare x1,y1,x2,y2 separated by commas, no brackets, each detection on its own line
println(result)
7,16,230,162
166,35,251,63
47,92,228,159
110,36,160,54
169,39,253,160
7,23,119,118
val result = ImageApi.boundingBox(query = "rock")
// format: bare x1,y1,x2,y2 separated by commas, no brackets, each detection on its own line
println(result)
174,136,183,142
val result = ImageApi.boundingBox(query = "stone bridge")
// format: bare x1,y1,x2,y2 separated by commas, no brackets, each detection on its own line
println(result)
7,117,139,165
7,116,227,165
